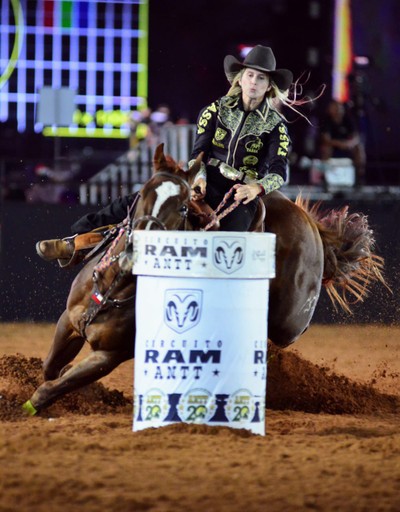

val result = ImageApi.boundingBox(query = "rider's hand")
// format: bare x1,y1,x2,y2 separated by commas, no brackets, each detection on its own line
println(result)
191,178,207,201
234,183,263,204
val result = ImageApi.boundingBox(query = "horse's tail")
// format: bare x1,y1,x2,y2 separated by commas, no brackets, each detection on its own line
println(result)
295,195,389,314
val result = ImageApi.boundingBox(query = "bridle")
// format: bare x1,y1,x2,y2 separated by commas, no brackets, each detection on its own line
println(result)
131,215,167,231
79,171,193,337
132,171,192,231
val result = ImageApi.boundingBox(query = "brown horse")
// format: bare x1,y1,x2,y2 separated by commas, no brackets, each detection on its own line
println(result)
23,145,386,414
149,146,386,348
23,152,203,415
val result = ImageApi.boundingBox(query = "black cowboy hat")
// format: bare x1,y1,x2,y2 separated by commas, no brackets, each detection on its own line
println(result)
224,45,293,92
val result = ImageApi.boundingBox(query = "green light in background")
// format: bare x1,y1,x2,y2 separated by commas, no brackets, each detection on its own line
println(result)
137,0,149,108
43,126,130,139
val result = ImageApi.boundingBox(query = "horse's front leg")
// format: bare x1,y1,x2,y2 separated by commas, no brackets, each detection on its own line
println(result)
23,348,131,415
42,309,85,381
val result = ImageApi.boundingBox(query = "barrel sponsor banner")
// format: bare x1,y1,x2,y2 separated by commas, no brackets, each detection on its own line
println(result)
132,231,275,435
132,231,275,279
133,277,269,434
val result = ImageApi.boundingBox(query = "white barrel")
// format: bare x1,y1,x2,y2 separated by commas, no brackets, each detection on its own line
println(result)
132,231,275,435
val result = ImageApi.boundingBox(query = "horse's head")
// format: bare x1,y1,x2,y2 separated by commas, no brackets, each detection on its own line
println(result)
132,144,203,231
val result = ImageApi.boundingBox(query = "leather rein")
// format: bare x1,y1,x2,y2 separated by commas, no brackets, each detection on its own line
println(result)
79,172,192,338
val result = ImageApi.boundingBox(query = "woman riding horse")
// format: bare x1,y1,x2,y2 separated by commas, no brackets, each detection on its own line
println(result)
23,145,387,415
36,45,309,262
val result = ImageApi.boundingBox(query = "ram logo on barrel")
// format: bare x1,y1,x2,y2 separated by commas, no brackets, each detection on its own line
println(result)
212,237,246,274
164,289,203,333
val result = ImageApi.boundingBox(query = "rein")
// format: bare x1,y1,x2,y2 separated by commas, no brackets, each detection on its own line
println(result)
203,186,241,231
79,223,133,338
80,173,191,337
93,226,125,274
131,215,167,231
80,196,141,338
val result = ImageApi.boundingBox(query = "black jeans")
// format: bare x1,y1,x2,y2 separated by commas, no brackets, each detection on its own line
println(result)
205,166,257,231
71,193,138,234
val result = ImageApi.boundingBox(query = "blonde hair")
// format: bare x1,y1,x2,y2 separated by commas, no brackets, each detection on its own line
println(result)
226,68,322,123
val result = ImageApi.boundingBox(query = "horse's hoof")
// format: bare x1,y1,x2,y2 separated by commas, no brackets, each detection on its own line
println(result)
22,400,38,416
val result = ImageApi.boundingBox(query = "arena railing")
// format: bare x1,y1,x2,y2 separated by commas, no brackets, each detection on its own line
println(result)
79,124,197,206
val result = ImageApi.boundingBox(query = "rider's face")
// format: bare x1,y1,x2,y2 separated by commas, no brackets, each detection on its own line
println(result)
239,68,271,104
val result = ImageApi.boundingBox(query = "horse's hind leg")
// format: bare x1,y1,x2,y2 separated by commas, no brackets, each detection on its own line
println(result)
25,348,130,414
43,310,85,381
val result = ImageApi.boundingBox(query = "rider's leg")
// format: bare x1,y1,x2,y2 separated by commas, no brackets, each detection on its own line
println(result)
36,228,111,261
36,192,139,262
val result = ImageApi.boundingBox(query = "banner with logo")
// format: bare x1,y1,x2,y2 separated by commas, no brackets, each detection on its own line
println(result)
132,231,275,435
132,231,275,279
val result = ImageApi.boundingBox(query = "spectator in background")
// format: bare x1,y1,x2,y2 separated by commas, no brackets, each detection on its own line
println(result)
128,104,173,156
319,99,366,186
149,104,173,142
25,159,79,204
129,106,154,149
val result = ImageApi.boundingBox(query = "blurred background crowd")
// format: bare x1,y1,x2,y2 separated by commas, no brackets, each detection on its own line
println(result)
1,0,399,204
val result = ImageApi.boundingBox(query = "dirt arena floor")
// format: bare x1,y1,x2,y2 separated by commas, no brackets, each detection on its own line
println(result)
1,322,399,512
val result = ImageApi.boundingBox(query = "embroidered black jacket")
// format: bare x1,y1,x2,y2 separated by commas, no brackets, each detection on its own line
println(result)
190,95,291,191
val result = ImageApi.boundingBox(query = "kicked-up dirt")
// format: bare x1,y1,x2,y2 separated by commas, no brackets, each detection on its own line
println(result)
1,323,399,512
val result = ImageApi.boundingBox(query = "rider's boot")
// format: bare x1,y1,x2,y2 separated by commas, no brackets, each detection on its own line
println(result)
36,230,107,267
36,236,76,261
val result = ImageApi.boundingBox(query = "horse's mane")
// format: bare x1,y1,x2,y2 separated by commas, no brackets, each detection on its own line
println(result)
295,194,389,314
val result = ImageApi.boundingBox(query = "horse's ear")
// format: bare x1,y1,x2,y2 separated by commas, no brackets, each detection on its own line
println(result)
186,152,205,184
153,143,167,172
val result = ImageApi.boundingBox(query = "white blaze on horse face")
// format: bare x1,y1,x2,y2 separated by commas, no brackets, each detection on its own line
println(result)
152,181,181,219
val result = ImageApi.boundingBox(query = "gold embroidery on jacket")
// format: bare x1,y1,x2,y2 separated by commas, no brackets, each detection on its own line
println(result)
240,109,281,138
197,101,218,134
212,138,225,148
277,124,290,156
217,97,282,139
243,155,258,166
257,173,284,193
218,97,243,132
215,128,227,141
212,127,227,148
245,138,263,153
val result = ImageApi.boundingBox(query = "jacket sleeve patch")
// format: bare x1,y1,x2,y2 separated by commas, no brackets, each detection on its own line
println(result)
277,124,290,156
